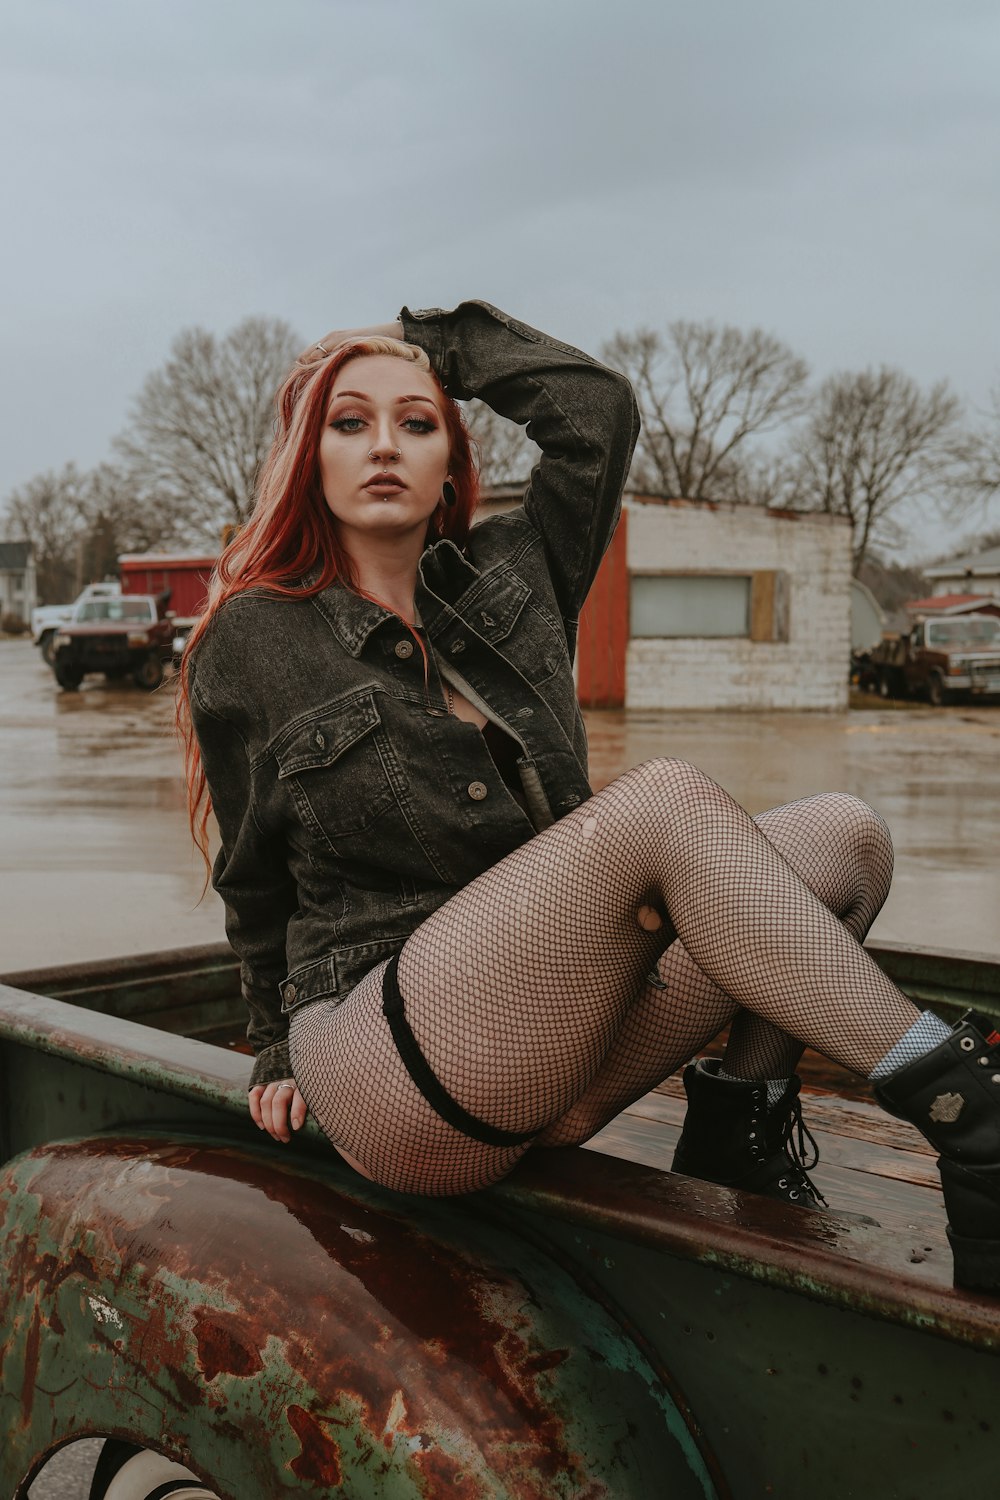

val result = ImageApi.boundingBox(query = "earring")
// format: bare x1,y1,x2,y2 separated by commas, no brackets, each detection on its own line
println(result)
442,479,457,508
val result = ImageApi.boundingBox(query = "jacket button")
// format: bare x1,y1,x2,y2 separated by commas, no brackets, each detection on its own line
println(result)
467,781,488,801
395,639,414,659
283,982,297,1003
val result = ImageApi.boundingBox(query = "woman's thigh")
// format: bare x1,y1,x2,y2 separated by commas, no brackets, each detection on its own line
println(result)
290,765,685,1193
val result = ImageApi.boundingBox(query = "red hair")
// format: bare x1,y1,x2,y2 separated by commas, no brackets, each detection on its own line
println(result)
177,338,479,869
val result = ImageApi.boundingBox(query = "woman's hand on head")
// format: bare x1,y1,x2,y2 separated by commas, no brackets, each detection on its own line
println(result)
298,320,404,365
249,1079,308,1142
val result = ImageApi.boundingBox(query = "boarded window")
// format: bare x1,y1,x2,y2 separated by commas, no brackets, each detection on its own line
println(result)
630,572,788,641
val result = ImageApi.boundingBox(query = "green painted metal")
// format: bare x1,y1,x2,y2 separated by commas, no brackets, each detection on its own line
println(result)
0,1134,716,1500
3,940,1000,1498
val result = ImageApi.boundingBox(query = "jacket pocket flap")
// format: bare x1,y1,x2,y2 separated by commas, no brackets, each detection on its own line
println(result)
461,572,530,643
274,694,381,778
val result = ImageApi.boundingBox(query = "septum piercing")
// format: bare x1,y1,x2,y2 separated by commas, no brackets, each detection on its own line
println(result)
369,448,401,470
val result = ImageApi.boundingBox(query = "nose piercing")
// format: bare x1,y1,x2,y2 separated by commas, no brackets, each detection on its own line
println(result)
368,448,401,465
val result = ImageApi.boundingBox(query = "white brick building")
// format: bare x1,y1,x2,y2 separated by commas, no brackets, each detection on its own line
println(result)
578,496,853,711
0,541,37,626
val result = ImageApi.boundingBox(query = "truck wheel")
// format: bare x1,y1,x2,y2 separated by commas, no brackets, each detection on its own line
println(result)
132,654,164,691
90,1441,220,1500
53,664,84,691
927,671,949,707
40,630,57,665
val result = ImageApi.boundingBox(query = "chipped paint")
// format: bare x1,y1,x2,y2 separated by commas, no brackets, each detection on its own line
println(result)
0,1134,715,1499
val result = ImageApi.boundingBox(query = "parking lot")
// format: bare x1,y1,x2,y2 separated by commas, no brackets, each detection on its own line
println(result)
2,637,999,977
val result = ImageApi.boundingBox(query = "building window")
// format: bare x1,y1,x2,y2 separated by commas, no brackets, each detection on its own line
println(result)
630,572,788,642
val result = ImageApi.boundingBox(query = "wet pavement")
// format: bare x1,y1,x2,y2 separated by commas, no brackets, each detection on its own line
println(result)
1,638,998,974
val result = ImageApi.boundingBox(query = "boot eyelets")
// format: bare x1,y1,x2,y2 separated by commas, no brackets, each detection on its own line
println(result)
778,1178,788,1189
992,1075,1000,1084
979,1056,990,1066
960,1037,976,1051
789,1190,800,1200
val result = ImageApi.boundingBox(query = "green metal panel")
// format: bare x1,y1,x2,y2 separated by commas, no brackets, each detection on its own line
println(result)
0,1134,716,1500
512,1217,1000,1500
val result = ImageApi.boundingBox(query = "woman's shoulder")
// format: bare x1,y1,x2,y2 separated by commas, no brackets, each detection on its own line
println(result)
190,588,312,703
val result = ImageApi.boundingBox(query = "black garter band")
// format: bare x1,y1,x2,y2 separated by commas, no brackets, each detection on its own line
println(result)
381,953,538,1148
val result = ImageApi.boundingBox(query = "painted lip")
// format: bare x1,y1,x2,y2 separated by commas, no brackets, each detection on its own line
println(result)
363,476,407,493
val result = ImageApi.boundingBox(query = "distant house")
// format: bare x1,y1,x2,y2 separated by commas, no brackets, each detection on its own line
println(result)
905,592,1000,620
925,545,1000,600
0,541,37,625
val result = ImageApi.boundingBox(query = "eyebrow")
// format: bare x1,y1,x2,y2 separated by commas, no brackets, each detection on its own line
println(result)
330,390,438,407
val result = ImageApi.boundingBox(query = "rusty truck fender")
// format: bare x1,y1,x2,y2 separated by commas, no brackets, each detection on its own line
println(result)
0,1131,717,1499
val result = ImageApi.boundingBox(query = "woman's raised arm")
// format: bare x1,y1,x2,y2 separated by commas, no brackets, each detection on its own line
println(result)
400,300,639,633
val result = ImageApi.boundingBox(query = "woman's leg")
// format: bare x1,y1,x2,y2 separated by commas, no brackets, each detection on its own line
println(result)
291,760,916,1196
537,792,894,1146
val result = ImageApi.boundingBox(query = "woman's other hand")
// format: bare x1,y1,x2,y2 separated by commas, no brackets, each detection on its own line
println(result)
249,1079,308,1142
298,320,404,365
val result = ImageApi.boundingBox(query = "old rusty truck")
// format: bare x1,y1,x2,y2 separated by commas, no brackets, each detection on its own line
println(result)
869,612,1000,705
50,593,177,692
1,941,999,1499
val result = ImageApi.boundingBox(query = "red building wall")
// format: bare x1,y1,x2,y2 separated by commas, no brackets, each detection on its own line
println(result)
119,555,217,618
576,514,628,709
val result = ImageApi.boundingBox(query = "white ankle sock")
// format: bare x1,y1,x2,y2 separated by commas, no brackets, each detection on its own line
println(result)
868,1011,952,1080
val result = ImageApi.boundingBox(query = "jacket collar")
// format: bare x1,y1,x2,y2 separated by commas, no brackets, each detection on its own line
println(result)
307,539,480,657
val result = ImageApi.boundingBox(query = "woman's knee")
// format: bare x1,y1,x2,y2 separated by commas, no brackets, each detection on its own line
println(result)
618,757,724,813
812,792,894,867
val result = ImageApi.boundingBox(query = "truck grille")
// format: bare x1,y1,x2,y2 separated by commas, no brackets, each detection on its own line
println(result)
969,659,1000,686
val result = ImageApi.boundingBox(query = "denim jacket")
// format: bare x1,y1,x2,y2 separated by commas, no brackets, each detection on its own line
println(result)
188,301,639,1086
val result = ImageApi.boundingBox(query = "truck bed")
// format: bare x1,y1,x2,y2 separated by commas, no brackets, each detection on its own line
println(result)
2,938,998,1349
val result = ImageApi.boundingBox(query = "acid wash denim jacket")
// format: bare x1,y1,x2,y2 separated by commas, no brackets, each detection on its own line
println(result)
188,301,640,1086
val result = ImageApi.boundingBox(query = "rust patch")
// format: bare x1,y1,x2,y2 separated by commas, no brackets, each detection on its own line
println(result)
193,1306,264,1382
287,1403,343,1487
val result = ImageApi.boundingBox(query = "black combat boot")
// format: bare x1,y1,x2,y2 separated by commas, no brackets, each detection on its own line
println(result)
874,1010,1000,1292
671,1058,827,1208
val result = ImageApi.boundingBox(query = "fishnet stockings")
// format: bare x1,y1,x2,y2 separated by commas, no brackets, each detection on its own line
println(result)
289,761,912,1196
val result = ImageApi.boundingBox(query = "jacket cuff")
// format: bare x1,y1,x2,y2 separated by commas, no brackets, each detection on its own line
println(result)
248,1039,293,1088
399,305,444,371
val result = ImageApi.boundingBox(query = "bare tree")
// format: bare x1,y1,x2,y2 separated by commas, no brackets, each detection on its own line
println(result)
954,387,1000,518
116,316,301,543
75,463,178,581
2,464,89,602
463,400,539,489
603,321,809,500
2,460,184,602
790,367,964,572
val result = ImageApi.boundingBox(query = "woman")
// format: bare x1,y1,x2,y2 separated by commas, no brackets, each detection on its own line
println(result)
182,301,1000,1292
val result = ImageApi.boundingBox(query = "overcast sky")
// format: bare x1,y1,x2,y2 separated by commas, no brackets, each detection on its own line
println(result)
3,0,999,558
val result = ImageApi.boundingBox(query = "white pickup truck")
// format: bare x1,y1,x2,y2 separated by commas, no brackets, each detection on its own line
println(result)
31,582,121,664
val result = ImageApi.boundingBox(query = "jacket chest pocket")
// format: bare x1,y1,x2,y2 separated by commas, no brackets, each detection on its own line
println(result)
273,693,407,851
461,573,566,686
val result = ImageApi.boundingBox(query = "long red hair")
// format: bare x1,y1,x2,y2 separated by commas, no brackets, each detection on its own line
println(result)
177,337,479,868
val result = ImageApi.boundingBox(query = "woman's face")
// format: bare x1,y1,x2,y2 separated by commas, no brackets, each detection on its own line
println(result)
319,355,452,546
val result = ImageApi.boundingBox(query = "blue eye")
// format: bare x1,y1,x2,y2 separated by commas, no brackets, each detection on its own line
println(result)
330,415,366,432
403,417,436,433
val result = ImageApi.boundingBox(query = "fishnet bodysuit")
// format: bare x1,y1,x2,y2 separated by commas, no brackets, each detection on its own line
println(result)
289,759,909,1196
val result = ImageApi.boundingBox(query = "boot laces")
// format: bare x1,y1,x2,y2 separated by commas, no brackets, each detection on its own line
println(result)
777,1096,828,1208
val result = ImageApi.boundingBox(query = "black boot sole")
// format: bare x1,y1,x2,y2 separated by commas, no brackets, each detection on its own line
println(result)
946,1227,1000,1292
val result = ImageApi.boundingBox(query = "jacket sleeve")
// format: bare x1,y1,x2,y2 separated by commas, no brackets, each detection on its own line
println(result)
399,300,640,630
189,663,299,1088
